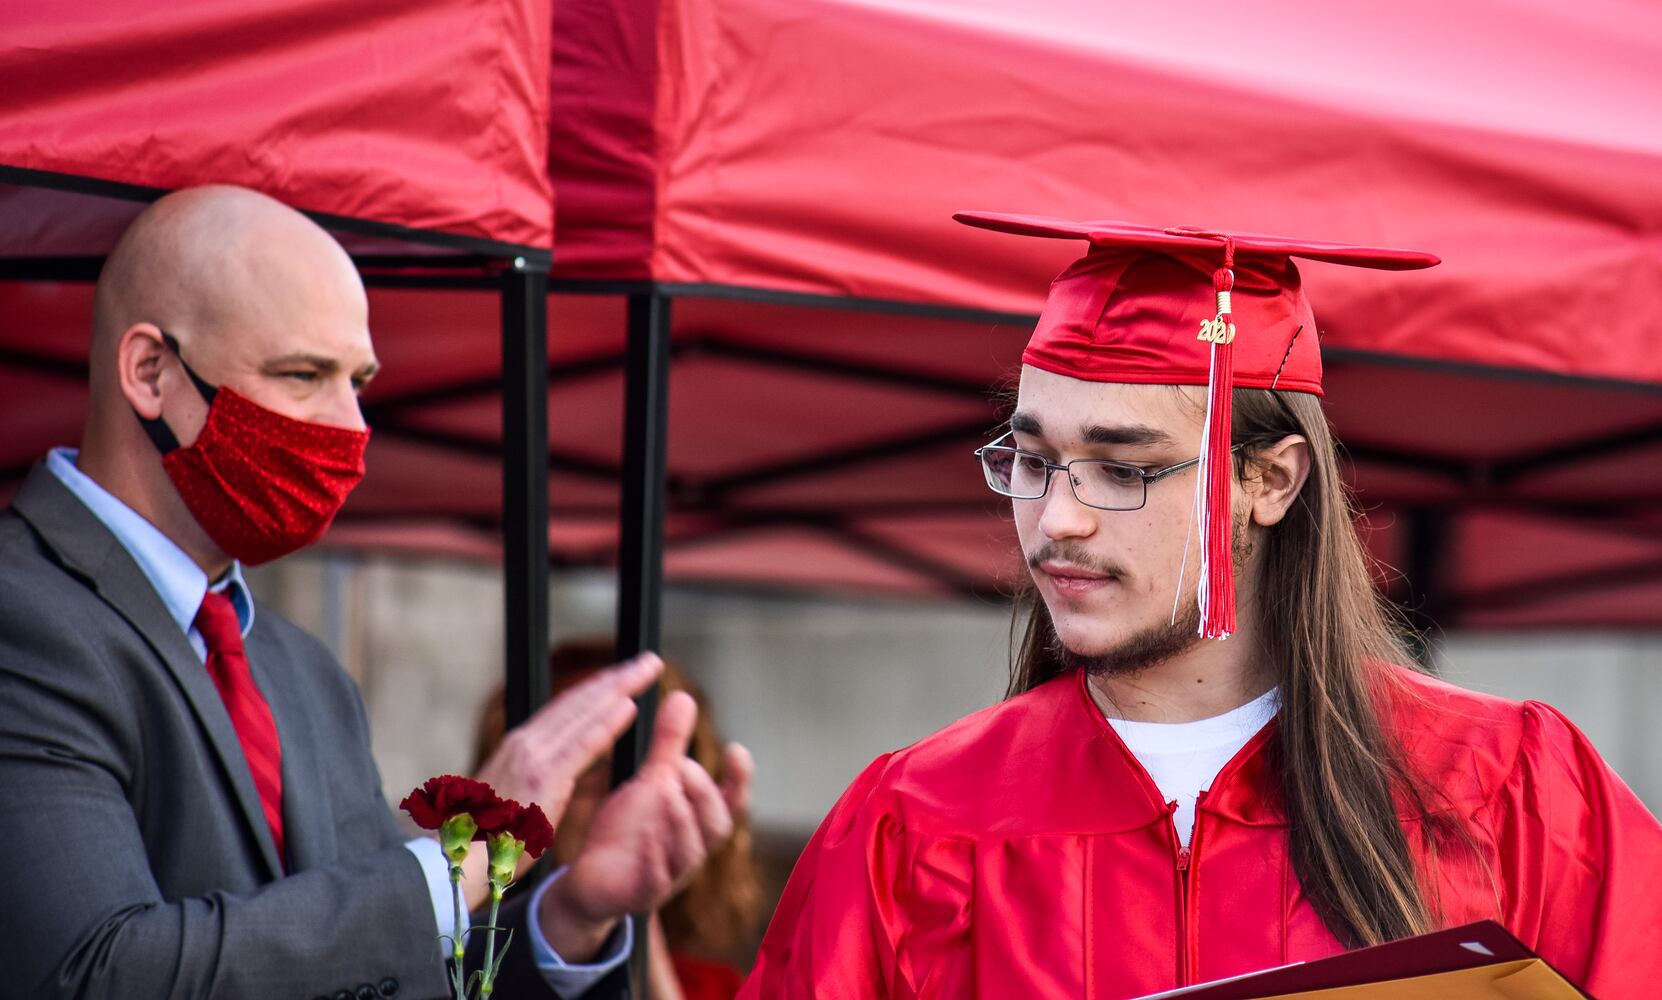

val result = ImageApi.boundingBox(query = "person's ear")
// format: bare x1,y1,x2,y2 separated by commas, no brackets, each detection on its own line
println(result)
115,324,169,419
1247,434,1311,527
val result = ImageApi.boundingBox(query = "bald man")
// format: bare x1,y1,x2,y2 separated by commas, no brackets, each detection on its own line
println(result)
0,186,750,999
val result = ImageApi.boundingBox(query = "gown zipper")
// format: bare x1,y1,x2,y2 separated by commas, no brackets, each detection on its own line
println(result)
1169,801,1188,985
1183,790,1208,985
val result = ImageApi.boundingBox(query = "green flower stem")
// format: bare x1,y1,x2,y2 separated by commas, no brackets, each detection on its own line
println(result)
438,816,478,998
479,879,506,997
449,863,466,963
448,862,467,999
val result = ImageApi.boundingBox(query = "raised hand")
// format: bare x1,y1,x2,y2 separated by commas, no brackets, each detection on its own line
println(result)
470,655,662,892
538,689,754,961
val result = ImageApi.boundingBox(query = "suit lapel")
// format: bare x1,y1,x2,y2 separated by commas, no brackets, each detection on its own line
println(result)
11,464,285,881
246,623,336,873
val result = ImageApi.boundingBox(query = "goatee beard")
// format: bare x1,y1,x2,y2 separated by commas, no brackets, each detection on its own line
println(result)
1052,595,1204,678
1034,513,1252,679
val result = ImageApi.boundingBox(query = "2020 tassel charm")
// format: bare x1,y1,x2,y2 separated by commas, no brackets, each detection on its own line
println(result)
1195,240,1237,640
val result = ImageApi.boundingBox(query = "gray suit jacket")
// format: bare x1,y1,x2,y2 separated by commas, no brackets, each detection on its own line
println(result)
0,465,616,1000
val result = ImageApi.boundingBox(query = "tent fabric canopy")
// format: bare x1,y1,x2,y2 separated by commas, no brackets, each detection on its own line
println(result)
533,0,1662,628
552,0,1662,387
2,0,553,255
5,0,1662,631
528,0,1662,624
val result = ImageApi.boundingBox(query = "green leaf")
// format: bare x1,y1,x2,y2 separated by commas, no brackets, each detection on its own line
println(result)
486,928,516,979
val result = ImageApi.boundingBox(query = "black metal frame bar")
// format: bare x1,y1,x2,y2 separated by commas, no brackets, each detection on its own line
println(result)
691,417,995,503
500,260,553,731
686,336,996,399
0,345,86,380
0,252,534,284
0,165,553,265
0,257,105,281
550,277,1037,326
365,420,621,481
609,292,673,994
1455,556,1662,617
612,291,673,775
813,520,997,597
1400,507,1452,667
1490,419,1662,484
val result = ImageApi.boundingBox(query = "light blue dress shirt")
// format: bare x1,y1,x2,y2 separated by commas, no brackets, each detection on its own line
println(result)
46,448,630,994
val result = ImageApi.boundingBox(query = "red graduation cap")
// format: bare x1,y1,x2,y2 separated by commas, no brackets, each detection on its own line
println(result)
954,212,1440,639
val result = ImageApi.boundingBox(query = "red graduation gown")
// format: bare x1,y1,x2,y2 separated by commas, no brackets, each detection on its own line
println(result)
740,667,1662,999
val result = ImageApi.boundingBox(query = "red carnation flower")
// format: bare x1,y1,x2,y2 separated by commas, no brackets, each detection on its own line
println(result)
484,800,556,885
504,802,554,860
400,775,516,835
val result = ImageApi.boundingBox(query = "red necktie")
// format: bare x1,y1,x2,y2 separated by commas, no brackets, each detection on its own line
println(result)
195,591,286,869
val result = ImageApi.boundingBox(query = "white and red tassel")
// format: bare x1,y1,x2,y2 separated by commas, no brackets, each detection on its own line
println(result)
1194,244,1237,639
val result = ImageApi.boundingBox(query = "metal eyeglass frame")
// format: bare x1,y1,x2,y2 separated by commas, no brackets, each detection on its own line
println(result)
973,430,1228,511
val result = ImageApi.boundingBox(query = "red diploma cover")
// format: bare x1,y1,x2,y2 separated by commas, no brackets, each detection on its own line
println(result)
1133,921,1586,998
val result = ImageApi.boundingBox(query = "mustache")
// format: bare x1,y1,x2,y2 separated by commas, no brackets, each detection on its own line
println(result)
1025,541,1125,578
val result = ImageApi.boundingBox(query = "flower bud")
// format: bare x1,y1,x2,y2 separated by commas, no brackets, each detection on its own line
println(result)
486,830,525,886
439,813,478,864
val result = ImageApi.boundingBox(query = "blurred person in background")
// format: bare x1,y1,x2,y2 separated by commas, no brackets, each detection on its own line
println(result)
477,638,765,1000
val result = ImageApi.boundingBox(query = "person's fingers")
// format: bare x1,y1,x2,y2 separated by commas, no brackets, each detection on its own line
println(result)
532,654,662,733
605,772,703,879
719,742,754,819
513,655,660,768
677,756,734,847
522,673,618,741
663,784,708,878
643,690,699,770
607,652,665,694
484,660,659,804
558,695,639,771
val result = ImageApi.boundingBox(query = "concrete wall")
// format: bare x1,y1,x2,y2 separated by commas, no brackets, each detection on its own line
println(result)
656,588,1011,831
248,554,1662,833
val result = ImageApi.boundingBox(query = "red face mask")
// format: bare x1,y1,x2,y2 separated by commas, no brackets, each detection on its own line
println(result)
139,334,370,566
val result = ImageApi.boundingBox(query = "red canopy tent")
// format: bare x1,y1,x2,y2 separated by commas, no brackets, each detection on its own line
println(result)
510,0,1662,632
7,0,1662,648
1,0,552,251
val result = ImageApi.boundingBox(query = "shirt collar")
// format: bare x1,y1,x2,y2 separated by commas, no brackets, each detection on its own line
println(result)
46,448,255,640
1105,686,1281,753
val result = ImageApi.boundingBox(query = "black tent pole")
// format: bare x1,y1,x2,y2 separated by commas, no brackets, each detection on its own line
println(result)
612,290,673,997
501,257,551,732
1402,506,1450,670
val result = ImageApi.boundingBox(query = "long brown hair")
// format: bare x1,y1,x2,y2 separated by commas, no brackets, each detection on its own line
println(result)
1008,388,1437,948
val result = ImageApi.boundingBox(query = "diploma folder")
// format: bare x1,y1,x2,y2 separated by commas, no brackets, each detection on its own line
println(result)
1133,921,1589,999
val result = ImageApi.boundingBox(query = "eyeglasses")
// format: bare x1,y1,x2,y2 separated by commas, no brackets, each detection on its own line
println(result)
974,431,1213,511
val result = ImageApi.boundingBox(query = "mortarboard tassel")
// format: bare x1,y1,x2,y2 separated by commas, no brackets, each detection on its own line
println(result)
1195,242,1237,639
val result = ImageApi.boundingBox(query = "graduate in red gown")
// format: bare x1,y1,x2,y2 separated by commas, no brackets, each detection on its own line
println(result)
739,216,1662,999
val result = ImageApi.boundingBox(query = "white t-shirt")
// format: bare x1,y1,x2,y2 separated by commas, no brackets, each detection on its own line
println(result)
1105,687,1280,847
